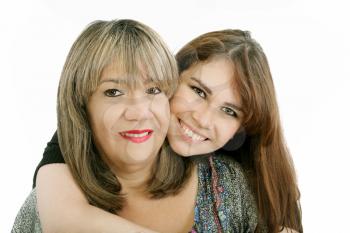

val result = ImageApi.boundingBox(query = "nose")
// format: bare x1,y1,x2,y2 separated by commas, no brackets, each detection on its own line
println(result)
192,104,213,129
123,97,152,121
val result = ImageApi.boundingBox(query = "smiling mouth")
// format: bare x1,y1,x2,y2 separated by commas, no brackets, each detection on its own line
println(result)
119,129,153,143
179,120,208,142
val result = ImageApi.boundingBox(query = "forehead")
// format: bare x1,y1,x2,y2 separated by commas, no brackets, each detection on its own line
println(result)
183,58,236,91
181,57,242,107
100,62,150,84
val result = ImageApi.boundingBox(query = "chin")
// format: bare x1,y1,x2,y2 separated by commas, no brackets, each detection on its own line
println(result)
169,141,203,157
176,150,195,157
168,141,189,157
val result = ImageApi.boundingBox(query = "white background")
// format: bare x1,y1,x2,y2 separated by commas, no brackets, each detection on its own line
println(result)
1,0,349,232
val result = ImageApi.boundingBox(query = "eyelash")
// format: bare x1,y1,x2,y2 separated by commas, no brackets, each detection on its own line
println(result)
190,84,238,118
190,85,206,98
190,86,238,118
104,87,161,97
221,106,238,118
146,87,162,95
104,89,123,97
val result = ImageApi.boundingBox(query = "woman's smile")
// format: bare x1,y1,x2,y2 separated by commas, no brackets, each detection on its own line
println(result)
168,57,242,156
178,119,208,143
119,129,154,143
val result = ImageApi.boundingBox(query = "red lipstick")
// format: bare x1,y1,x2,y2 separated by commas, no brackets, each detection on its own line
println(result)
119,129,153,143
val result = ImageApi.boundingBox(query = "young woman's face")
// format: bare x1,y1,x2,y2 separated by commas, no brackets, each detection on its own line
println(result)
87,63,170,171
167,58,243,156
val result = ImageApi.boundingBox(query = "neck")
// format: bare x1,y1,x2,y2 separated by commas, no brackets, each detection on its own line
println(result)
112,160,155,195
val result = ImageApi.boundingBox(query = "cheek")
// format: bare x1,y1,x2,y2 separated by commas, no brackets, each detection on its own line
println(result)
104,106,125,134
216,119,241,143
151,96,171,130
170,86,196,115
170,97,182,116
88,105,103,136
89,103,125,136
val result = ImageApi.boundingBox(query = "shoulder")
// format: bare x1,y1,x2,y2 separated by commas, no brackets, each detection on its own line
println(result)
208,154,259,231
196,153,249,192
209,154,253,203
211,153,247,182
12,189,42,233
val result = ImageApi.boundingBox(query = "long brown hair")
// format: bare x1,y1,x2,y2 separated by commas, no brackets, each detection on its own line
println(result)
57,19,193,213
176,30,302,233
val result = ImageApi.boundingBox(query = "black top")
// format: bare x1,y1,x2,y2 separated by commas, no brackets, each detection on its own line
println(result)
32,131,64,188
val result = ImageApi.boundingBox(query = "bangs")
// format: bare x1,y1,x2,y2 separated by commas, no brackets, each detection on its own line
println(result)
84,21,178,97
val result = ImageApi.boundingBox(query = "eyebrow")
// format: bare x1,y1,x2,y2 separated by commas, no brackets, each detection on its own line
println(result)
223,102,243,112
190,77,242,112
190,77,212,95
99,78,153,85
99,79,125,85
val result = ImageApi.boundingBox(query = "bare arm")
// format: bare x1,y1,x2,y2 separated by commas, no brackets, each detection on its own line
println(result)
36,164,159,233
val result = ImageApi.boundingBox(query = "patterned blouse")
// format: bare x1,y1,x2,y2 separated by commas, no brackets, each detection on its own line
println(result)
191,155,258,232
12,154,258,233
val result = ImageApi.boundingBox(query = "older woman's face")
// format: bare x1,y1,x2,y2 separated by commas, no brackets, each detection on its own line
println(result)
87,63,170,171
167,58,243,156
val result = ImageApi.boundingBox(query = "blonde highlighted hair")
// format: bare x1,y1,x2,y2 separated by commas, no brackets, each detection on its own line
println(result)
57,19,192,212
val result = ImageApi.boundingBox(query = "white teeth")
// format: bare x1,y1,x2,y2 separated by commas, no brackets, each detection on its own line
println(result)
180,122,205,141
185,128,193,137
122,132,149,137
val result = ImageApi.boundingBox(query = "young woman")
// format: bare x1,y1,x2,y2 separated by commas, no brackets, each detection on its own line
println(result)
173,30,303,232
12,20,258,233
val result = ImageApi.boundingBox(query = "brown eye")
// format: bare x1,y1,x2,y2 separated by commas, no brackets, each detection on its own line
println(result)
146,87,161,95
104,89,123,97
